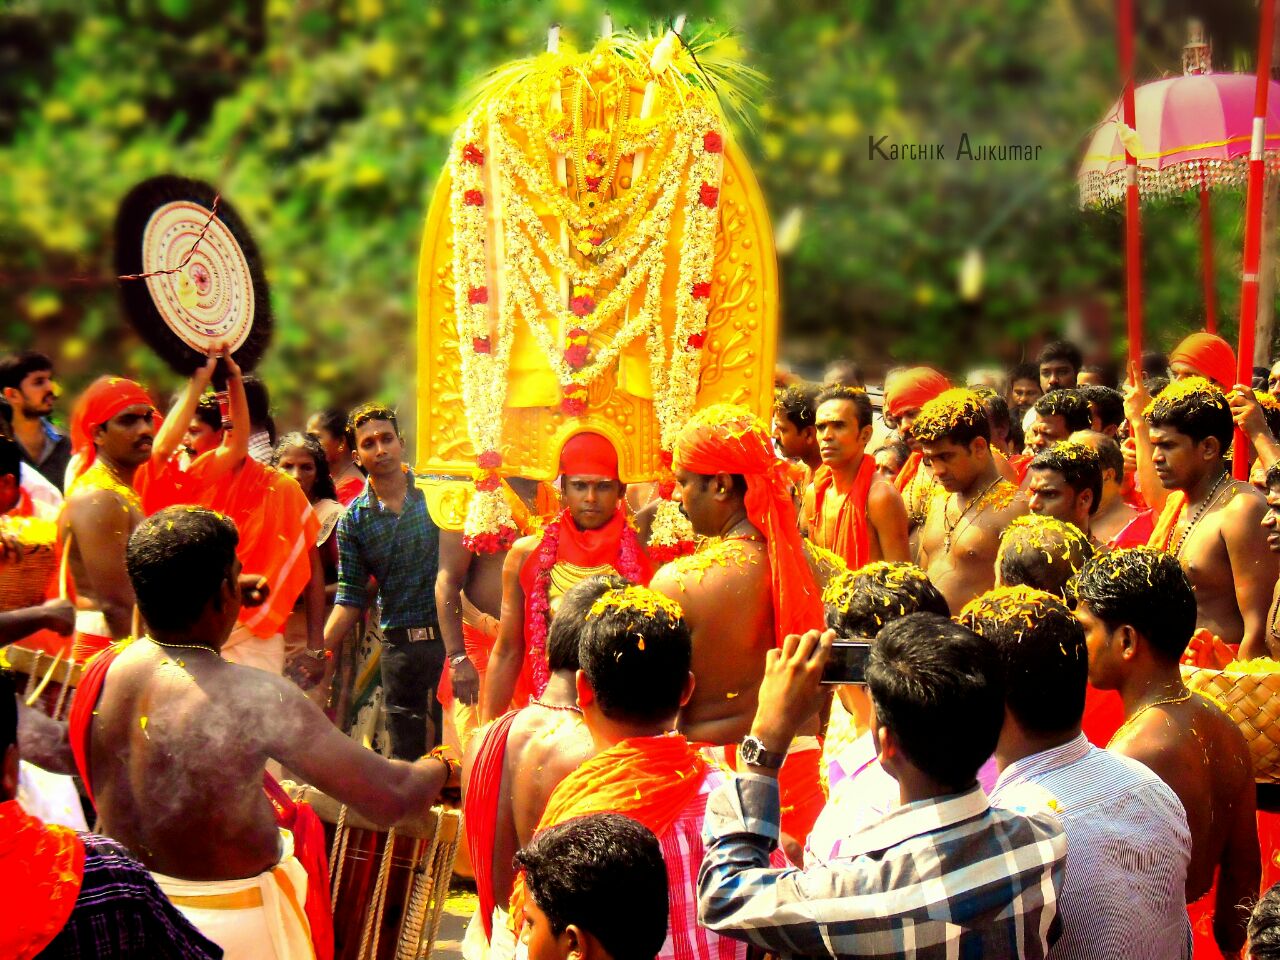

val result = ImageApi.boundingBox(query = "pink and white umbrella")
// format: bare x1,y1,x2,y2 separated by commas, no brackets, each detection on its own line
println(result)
1079,56,1280,335
1079,72,1280,207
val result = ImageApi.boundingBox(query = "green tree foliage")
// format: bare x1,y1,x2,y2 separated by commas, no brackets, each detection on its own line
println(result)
0,0,1274,428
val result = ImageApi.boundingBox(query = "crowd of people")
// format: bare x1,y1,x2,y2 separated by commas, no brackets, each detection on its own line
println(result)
7,329,1280,959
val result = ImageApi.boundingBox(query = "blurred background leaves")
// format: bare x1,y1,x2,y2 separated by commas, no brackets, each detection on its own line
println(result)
0,0,1274,433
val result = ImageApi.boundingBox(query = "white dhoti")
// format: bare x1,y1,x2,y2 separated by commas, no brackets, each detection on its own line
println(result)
463,905,518,960
152,830,313,960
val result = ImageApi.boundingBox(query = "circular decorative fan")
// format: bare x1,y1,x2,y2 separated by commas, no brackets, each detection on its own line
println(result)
114,175,272,375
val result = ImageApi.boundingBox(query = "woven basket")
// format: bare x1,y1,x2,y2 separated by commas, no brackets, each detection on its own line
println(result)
1181,664,1280,783
0,515,58,612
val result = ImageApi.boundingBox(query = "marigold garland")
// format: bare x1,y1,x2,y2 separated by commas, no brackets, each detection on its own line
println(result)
446,33,731,554
525,515,648,694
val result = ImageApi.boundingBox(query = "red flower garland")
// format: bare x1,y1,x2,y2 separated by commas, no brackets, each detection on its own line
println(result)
699,183,719,207
463,143,485,165
469,285,489,305
473,336,492,354
561,384,588,416
569,295,596,317
464,189,485,206
477,450,502,469
703,131,724,154
686,331,707,350
691,281,711,299
525,515,648,695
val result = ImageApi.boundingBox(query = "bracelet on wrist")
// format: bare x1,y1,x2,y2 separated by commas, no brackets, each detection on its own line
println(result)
427,745,461,780
448,653,470,667
305,647,333,662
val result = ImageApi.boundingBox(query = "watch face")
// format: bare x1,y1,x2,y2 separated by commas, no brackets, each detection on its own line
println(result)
740,737,762,765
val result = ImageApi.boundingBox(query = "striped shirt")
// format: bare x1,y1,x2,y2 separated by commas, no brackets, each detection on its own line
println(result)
990,733,1192,960
699,774,1067,959
335,469,440,629
38,833,222,958
658,770,749,960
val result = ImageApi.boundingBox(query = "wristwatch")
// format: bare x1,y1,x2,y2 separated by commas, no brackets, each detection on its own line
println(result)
448,653,470,667
304,647,332,662
738,735,786,771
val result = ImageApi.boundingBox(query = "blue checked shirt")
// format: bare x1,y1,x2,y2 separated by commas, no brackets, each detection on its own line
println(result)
990,734,1192,960
699,773,1067,959
335,470,440,630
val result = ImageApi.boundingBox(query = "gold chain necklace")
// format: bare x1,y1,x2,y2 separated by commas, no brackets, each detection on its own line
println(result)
150,637,221,658
1107,689,1193,747
530,696,582,715
1172,471,1231,560
943,477,1004,553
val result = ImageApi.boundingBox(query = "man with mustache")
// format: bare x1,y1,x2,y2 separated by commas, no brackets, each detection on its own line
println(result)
802,385,909,569
0,351,71,492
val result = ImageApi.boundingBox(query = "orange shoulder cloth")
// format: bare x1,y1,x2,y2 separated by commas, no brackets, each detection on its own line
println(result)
0,800,86,959
1148,492,1187,553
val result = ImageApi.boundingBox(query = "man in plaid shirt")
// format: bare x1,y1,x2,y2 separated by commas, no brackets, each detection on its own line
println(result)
698,614,1067,959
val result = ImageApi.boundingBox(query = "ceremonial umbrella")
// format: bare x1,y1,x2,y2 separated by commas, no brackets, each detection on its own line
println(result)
1079,57,1280,336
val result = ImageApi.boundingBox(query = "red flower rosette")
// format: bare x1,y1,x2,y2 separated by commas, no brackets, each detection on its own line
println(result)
477,450,502,470
659,450,674,469
564,327,590,369
468,285,488,305
560,383,588,416
699,183,719,207
464,189,485,206
462,143,485,165
585,175,603,192
703,131,724,154
569,295,596,317
473,336,492,354
463,525,517,555
686,331,707,350
475,472,502,492
658,479,676,500
691,281,711,300
649,540,696,564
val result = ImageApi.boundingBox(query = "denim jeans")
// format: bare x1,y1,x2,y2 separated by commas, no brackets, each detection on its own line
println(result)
380,635,444,759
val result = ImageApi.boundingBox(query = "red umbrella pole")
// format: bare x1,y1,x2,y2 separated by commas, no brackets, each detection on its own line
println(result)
1235,0,1276,479
1118,0,1143,367
1199,169,1217,334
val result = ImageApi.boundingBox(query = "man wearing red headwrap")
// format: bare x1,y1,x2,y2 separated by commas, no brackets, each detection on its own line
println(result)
1169,332,1237,389
653,404,827,843
884,367,952,539
480,432,653,722
58,376,159,658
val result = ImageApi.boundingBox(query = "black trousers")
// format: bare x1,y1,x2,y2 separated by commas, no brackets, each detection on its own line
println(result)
380,634,444,759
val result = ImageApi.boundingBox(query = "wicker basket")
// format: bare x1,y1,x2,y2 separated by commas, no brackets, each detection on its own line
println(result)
0,515,58,612
1181,664,1280,783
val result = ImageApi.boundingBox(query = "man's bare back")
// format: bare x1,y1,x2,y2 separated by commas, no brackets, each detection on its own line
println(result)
918,481,1025,613
487,706,594,906
92,639,445,881
652,537,779,746
1169,482,1277,655
1110,694,1259,925
61,487,143,636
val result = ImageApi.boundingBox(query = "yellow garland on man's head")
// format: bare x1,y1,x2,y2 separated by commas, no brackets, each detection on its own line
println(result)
682,402,768,437
589,585,685,622
958,584,1071,637
910,388,986,444
1143,376,1228,420
996,514,1092,575
1037,439,1100,467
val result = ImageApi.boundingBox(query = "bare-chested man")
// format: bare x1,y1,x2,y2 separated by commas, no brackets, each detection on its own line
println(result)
435,475,550,745
480,433,652,723
883,366,951,536
652,404,827,843
1126,376,1277,657
1025,388,1092,454
60,353,247,661
802,385,909,569
69,506,451,959
1070,430,1140,546
462,576,607,959
914,388,1027,612
1075,547,1259,960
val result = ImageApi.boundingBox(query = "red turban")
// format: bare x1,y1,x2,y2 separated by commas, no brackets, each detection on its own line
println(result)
884,367,951,418
674,404,824,646
69,376,155,477
1170,333,1236,388
559,432,619,479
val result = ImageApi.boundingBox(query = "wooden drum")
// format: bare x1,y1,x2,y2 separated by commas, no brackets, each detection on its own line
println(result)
285,783,461,960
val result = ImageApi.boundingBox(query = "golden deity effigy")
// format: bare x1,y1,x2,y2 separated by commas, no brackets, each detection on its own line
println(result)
416,26,778,558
